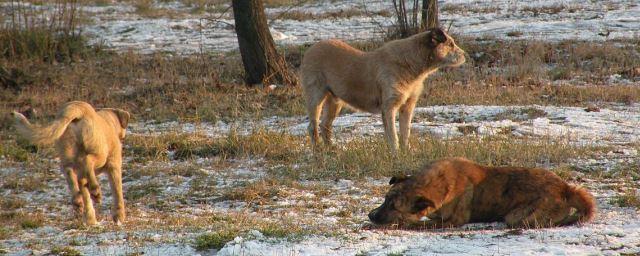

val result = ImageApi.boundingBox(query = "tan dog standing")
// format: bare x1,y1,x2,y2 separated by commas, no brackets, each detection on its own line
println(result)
12,101,130,225
300,28,466,151
369,157,596,229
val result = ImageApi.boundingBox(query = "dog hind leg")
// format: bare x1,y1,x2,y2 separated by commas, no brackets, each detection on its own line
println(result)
90,177,102,211
79,157,98,225
304,88,329,148
505,199,570,228
78,177,97,225
62,165,83,216
320,95,343,146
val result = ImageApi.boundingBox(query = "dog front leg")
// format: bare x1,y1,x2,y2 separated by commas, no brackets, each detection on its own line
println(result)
382,104,399,153
106,164,126,225
399,96,418,150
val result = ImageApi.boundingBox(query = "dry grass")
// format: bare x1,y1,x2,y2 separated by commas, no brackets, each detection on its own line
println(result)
520,4,580,16
132,0,186,18
270,8,391,21
187,210,311,251
506,31,524,37
0,0,87,63
262,0,318,8
48,246,82,256
20,216,43,229
441,4,500,14
123,129,609,181
294,135,607,180
0,197,27,210
611,189,640,209
218,179,282,205
2,35,639,131
1,173,49,192
0,126,611,185
1,52,304,126
126,129,303,162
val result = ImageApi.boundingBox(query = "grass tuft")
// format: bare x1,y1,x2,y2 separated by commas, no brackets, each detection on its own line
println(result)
125,182,162,201
0,227,11,240
194,230,237,251
49,246,82,256
610,190,640,209
0,139,33,162
0,197,27,210
0,0,89,63
20,215,43,229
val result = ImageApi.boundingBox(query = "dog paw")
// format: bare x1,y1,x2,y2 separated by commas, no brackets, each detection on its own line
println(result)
71,200,84,214
90,192,102,204
112,216,125,226
85,218,98,226
112,212,125,225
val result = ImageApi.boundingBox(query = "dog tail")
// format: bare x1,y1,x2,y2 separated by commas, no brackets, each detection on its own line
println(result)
560,185,596,226
12,101,96,146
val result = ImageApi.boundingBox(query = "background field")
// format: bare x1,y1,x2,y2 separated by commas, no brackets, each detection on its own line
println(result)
0,0,639,255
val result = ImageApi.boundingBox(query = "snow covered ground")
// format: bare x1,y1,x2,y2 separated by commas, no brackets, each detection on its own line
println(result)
131,104,640,148
2,104,639,255
4,0,632,53
1,0,640,255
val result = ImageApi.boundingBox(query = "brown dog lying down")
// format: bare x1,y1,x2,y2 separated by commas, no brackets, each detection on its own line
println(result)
369,157,596,229
12,101,130,226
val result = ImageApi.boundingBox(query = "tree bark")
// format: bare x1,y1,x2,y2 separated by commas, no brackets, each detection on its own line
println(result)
421,0,439,30
232,0,298,86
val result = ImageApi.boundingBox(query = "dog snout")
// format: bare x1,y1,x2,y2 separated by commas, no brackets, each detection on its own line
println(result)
448,48,466,67
368,206,390,224
368,208,382,223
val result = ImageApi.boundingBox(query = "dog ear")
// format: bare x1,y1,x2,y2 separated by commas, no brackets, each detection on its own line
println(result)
389,174,411,185
412,196,435,213
112,109,131,129
426,27,447,46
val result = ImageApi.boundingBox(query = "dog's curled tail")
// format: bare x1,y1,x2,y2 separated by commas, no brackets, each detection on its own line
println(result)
561,185,596,226
12,101,96,146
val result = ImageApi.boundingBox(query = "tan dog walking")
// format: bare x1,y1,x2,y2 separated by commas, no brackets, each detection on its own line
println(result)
12,101,130,225
369,158,596,229
300,28,466,151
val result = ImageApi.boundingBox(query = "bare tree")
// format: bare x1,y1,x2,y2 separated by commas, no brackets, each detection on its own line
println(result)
421,0,439,30
392,0,439,37
232,0,298,86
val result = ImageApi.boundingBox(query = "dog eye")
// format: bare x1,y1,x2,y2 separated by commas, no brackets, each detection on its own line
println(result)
412,197,434,213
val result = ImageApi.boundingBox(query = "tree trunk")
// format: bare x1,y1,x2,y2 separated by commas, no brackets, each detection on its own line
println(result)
232,0,298,86
421,0,439,30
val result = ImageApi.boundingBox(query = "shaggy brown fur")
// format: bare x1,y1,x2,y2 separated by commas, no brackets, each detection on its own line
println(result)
369,157,596,229
12,101,130,226
300,28,466,151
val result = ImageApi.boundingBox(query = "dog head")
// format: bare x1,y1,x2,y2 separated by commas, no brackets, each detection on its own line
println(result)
103,108,131,140
423,28,466,68
368,172,447,226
